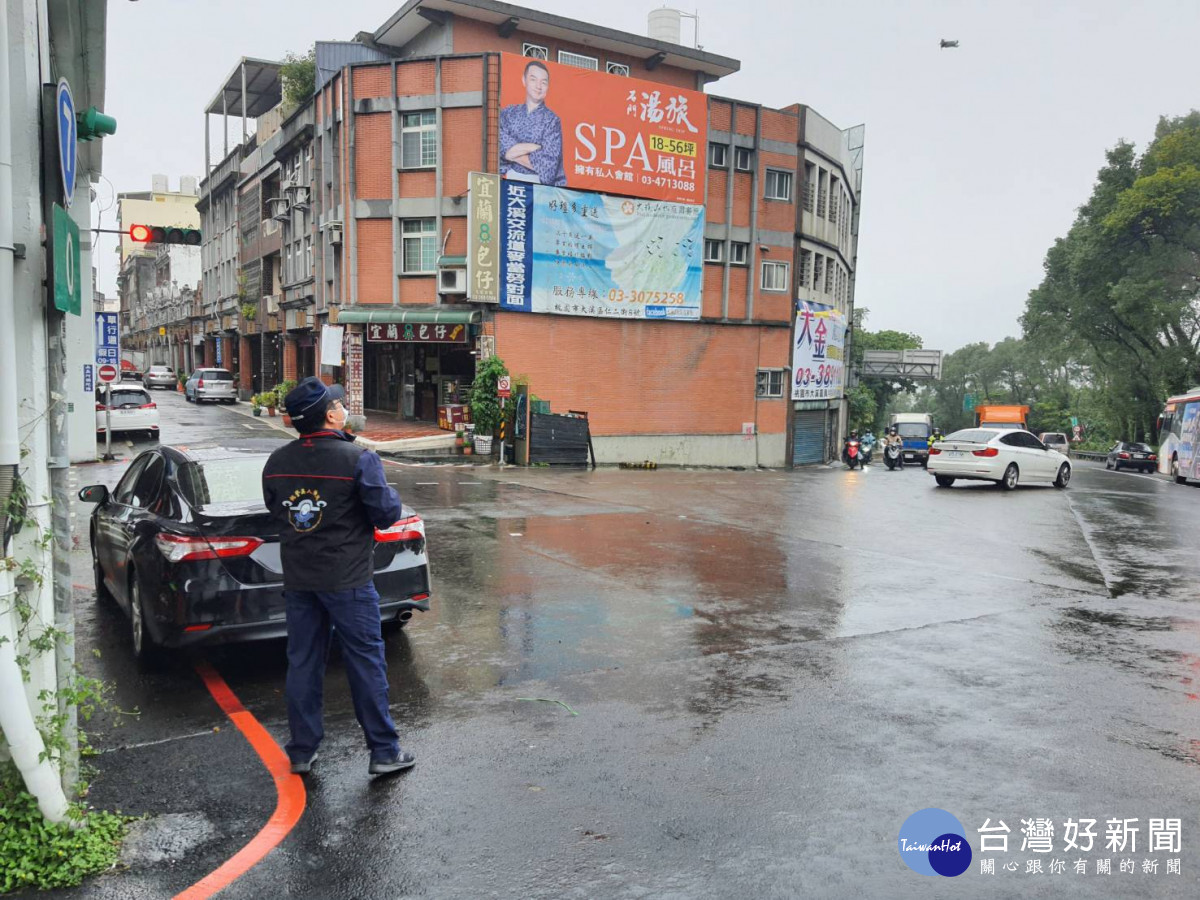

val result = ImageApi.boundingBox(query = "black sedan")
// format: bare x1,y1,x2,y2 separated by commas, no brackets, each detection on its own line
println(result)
1105,441,1158,473
80,446,431,662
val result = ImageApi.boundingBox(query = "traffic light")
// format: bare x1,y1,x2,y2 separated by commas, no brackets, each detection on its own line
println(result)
128,224,201,246
77,106,117,142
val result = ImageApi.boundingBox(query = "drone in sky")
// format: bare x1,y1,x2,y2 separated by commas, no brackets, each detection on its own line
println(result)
939,39,960,49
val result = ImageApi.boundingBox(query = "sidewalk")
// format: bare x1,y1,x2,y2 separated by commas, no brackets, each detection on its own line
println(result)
220,400,458,454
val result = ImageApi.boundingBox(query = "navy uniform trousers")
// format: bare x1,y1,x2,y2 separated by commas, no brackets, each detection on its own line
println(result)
283,582,399,762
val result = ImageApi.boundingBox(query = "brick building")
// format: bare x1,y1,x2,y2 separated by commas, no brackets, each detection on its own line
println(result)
196,0,863,465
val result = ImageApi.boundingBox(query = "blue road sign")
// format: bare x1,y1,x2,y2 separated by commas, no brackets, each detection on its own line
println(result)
95,312,119,369
56,79,77,208
83,364,93,393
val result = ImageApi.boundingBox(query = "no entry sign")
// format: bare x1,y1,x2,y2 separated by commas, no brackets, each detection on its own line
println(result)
97,363,118,384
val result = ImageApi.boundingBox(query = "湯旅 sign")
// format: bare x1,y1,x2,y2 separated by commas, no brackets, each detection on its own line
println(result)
499,53,707,206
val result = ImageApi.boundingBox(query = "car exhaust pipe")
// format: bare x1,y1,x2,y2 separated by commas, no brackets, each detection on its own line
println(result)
398,611,413,623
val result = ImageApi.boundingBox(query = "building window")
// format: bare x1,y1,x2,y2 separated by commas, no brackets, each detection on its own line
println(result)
605,61,631,77
709,143,728,168
812,254,824,292
802,162,816,212
704,239,723,263
558,50,598,70
761,260,790,292
401,111,437,169
401,218,437,274
825,258,834,294
799,249,812,288
734,147,753,172
764,169,793,201
817,167,828,219
729,241,749,265
829,176,841,225
756,369,785,399
522,43,548,60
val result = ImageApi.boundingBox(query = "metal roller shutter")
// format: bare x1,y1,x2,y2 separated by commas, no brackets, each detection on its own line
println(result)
792,410,827,465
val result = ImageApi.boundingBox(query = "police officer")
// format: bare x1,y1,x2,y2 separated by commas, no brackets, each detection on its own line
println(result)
262,376,415,776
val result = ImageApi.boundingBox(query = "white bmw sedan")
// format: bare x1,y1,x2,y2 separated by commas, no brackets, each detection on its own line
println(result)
927,427,1071,490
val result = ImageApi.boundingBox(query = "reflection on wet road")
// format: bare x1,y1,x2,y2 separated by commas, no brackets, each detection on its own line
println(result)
59,401,1200,898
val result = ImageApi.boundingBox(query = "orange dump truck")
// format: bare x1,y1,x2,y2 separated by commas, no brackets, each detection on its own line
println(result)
974,405,1029,431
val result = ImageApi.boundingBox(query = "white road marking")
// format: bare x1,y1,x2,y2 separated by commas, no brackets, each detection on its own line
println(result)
242,423,258,429
458,482,483,486
415,482,439,486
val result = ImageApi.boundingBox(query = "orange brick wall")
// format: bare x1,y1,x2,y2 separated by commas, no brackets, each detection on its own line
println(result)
444,216,467,256
495,313,787,435
735,105,757,136
451,20,699,91
442,107,483,195
398,61,436,95
398,170,435,197
441,56,483,93
727,267,748,320
354,114,391,199
357,219,393,303
762,109,799,143
732,173,752,227
710,100,733,132
706,169,727,223
353,66,392,99
400,276,437,303
702,265,723,318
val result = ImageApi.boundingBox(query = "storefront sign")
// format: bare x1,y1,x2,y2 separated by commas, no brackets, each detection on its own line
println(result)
320,324,344,367
467,172,501,303
497,181,702,321
499,53,707,205
345,330,363,416
791,301,846,401
365,322,469,343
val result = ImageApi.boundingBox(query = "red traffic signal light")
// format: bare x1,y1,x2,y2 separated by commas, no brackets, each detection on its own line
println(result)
127,224,202,246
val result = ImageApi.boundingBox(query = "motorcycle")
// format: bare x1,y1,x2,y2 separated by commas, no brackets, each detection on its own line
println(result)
843,439,861,470
860,437,874,466
884,442,902,470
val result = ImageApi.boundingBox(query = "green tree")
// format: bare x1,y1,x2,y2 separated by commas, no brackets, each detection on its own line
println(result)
281,49,316,114
849,309,923,431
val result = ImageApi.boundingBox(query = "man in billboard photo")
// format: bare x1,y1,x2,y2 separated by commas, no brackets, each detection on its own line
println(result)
500,59,567,186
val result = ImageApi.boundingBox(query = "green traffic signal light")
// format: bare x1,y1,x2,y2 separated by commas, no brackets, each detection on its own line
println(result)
77,106,116,142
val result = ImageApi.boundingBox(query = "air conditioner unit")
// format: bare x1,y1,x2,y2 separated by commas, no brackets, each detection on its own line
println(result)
438,267,466,294
267,197,290,221
263,294,280,315
325,221,343,245
286,184,310,210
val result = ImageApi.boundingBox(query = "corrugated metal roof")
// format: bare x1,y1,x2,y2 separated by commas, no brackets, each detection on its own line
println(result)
316,42,392,91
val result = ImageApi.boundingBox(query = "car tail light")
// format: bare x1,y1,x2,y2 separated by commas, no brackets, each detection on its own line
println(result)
198,379,205,388
1149,454,1157,460
972,447,1000,457
375,515,425,543
95,402,105,411
928,447,941,455
154,533,263,563
140,402,156,409
1118,452,1130,459
410,592,431,603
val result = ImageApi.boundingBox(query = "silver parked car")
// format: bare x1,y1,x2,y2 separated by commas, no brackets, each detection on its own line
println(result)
1038,432,1070,456
184,368,237,403
144,364,177,389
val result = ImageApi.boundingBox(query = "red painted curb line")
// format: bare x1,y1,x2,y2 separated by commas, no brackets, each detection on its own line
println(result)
174,660,306,899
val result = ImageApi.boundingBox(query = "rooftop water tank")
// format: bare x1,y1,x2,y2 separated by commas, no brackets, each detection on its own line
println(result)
647,7,682,45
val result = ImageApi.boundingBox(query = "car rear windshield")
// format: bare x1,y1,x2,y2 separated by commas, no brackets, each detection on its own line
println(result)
1124,443,1153,452
1042,434,1067,442
149,366,172,373
896,423,929,438
201,369,232,380
945,429,996,443
101,389,149,408
175,456,267,508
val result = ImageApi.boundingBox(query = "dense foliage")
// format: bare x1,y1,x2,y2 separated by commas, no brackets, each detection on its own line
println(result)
873,112,1200,447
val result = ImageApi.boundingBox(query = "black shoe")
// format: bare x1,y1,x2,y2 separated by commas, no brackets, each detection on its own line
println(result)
369,750,416,775
290,752,319,775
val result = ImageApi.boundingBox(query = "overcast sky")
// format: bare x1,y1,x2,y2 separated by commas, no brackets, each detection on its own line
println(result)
97,0,1200,352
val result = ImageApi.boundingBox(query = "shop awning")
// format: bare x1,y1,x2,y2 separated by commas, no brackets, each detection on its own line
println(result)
336,308,481,325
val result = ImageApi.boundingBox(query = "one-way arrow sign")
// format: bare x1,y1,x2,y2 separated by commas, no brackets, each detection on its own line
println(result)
56,78,77,208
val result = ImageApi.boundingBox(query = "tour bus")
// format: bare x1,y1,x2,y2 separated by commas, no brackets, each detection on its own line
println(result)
1157,387,1200,481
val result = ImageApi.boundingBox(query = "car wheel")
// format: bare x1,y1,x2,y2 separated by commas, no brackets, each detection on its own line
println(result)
1054,463,1071,489
1105,459,1112,470
129,576,160,666
148,430,159,441
999,463,1019,491
935,475,955,487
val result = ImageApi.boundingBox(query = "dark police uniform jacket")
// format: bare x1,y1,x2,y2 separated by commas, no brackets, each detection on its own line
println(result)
262,430,403,592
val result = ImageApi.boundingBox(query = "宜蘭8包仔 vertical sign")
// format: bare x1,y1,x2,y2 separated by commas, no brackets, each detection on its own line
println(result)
499,53,707,206
791,301,846,401
467,172,501,303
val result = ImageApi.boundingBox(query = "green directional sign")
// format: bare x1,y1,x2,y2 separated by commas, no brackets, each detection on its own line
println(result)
963,393,976,412
52,203,81,315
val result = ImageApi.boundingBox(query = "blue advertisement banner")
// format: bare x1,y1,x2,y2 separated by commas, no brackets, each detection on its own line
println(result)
498,181,703,321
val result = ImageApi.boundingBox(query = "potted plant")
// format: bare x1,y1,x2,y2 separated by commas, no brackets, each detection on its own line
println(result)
262,390,277,417
468,357,508,457
251,393,263,417
274,380,297,426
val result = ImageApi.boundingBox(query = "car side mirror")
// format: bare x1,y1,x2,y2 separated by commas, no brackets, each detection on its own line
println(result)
79,484,109,504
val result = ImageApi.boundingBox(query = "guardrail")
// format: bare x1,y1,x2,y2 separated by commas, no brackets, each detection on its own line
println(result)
1070,451,1108,461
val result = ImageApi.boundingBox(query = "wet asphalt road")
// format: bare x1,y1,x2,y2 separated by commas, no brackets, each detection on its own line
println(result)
51,394,1200,898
